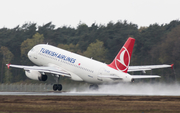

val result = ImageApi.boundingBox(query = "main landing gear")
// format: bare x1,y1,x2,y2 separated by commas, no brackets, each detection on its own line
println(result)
89,84,99,90
53,84,62,91
53,75,62,91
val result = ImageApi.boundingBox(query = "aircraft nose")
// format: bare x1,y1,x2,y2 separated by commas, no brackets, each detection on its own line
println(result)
27,51,31,59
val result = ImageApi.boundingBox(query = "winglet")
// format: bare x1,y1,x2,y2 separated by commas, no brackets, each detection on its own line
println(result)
6,63,11,69
171,64,174,69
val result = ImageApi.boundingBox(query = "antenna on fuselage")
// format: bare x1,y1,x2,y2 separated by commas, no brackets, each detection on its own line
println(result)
46,42,48,45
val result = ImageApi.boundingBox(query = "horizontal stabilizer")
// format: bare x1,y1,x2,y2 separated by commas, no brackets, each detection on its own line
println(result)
128,69,151,72
128,64,172,72
131,75,160,79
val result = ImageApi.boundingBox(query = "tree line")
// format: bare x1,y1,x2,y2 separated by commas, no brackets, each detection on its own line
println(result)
0,20,180,83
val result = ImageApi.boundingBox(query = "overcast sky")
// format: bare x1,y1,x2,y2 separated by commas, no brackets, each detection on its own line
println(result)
0,0,180,29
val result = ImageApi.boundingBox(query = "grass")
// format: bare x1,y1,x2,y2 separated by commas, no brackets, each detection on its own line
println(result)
0,96,180,113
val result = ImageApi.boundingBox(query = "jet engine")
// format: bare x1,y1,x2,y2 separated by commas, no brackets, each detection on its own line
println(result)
25,70,48,81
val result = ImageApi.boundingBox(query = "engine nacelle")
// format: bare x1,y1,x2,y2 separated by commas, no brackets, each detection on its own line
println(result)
25,70,48,81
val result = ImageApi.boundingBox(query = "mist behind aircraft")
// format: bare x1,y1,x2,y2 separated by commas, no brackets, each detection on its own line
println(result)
68,83,180,96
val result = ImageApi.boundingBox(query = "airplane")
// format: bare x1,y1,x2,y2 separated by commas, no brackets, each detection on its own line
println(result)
7,37,173,91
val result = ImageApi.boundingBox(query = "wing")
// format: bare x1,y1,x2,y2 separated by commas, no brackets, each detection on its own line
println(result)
6,64,71,77
128,64,173,72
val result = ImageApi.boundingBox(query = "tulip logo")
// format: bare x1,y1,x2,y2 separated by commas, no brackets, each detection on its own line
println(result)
115,47,130,72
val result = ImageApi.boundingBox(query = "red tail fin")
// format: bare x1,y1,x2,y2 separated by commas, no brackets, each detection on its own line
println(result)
108,37,135,73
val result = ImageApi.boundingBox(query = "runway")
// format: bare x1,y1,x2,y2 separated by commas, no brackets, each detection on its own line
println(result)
0,84,180,113
0,91,126,96
1,83,180,96
0,90,180,96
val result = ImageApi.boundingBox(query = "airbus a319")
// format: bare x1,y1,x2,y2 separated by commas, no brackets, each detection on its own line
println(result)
7,37,173,91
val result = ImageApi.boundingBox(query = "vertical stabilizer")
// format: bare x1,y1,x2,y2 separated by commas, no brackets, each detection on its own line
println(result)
108,37,135,73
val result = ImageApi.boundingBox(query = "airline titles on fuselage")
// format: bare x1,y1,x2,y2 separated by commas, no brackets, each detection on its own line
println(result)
40,48,76,63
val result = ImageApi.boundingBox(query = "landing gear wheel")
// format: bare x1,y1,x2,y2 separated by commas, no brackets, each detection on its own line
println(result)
53,84,58,91
57,84,62,91
89,84,99,90
53,84,62,91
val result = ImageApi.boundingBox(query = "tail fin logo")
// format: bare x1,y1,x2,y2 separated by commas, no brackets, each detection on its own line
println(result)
115,46,130,72
108,37,135,73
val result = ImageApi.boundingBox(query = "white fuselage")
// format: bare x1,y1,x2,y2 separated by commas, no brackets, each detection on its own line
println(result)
28,44,132,84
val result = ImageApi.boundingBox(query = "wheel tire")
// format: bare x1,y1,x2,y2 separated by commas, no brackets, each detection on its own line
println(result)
53,84,58,91
57,84,62,91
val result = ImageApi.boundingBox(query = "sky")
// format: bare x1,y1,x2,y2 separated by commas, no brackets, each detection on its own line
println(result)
0,0,180,29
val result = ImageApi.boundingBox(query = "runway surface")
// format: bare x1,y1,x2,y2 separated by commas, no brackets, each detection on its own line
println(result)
0,91,180,96
1,83,180,96
0,91,130,96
